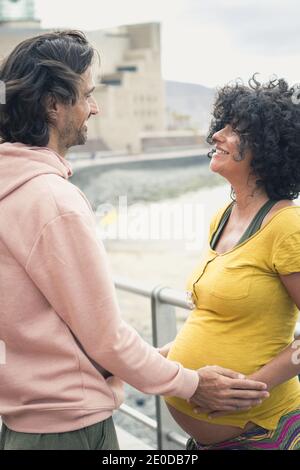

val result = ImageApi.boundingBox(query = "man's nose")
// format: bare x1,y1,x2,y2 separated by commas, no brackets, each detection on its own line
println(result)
89,96,99,116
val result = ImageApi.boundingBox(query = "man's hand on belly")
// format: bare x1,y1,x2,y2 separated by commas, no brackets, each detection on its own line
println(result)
189,365,270,414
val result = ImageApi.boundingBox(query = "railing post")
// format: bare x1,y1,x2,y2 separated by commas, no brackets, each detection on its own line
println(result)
151,285,184,450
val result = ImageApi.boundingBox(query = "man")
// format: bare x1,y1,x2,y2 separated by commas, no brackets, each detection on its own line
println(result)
0,31,268,450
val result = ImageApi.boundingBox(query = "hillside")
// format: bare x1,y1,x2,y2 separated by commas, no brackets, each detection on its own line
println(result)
165,80,215,133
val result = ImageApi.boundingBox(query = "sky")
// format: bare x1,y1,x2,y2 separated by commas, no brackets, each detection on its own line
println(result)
35,0,300,88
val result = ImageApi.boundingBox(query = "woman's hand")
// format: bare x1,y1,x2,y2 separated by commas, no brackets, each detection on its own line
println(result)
190,366,270,414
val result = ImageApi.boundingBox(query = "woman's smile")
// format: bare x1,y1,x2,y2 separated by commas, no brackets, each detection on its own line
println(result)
212,146,230,157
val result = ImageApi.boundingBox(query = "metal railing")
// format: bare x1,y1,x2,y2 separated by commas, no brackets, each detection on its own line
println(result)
114,277,191,450
115,277,300,450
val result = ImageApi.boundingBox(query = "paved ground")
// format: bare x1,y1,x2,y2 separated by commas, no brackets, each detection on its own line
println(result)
116,426,154,450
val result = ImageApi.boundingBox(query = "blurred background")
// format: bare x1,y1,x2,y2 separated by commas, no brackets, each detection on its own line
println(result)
1,0,299,448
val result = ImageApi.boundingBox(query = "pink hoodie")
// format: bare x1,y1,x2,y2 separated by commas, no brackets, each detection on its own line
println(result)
0,142,198,433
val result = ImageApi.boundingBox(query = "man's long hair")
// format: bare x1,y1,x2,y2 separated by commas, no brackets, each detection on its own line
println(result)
0,30,95,146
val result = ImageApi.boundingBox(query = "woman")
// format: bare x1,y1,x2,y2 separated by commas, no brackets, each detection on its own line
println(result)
163,76,300,450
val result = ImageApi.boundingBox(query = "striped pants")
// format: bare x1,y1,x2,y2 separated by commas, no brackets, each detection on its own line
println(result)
186,409,300,450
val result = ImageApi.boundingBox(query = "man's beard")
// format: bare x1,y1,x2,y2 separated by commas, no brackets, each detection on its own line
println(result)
60,122,88,149
75,127,88,146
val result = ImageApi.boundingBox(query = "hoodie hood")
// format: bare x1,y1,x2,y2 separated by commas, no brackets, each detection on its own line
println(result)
0,142,73,202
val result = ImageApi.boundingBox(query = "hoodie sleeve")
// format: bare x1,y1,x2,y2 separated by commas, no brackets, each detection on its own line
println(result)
25,212,198,399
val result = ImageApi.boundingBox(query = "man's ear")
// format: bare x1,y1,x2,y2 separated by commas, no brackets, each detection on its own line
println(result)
45,93,59,123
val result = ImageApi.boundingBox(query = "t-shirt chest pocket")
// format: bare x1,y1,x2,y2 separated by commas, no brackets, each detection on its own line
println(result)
209,265,255,300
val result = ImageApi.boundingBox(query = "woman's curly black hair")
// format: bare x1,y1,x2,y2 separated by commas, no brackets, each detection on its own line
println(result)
207,74,300,200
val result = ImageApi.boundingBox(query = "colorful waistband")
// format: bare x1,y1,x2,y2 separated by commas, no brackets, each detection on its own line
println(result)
186,408,300,450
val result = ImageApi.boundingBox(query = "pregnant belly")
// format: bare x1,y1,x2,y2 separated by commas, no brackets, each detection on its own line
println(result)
166,404,256,445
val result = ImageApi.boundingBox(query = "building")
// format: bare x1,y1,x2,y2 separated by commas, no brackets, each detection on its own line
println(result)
0,0,39,27
0,0,166,153
87,23,166,153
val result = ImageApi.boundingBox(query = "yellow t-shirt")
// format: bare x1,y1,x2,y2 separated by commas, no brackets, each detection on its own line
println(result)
165,203,300,430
